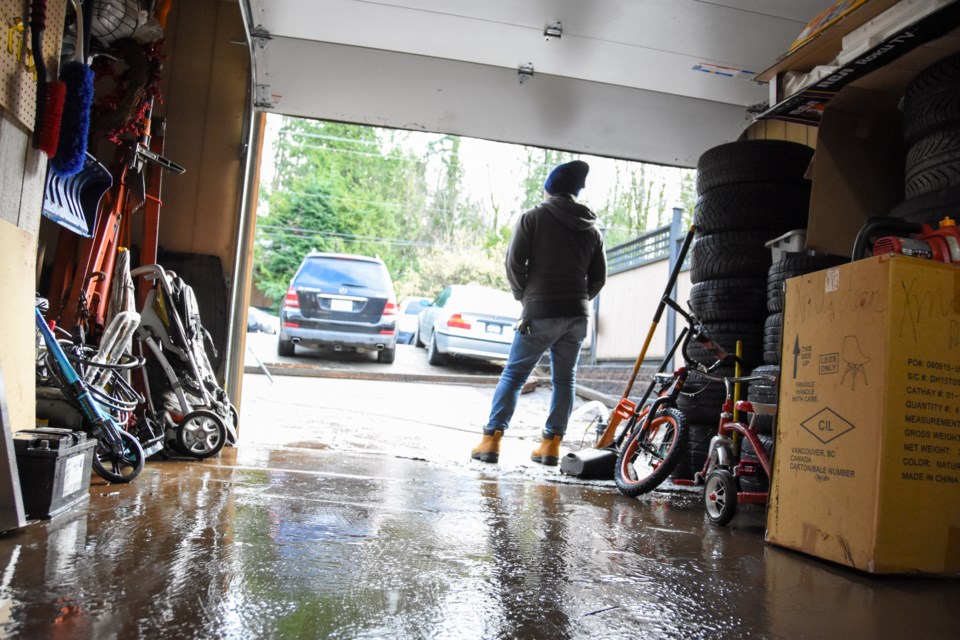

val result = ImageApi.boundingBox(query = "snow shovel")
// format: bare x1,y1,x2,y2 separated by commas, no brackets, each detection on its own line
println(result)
560,225,697,479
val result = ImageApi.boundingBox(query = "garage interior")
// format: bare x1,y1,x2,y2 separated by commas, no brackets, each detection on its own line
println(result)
1,0,960,637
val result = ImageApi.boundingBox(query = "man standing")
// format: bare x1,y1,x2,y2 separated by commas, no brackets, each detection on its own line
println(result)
471,160,607,466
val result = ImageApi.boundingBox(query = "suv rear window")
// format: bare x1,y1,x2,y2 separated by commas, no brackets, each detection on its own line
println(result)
295,256,391,290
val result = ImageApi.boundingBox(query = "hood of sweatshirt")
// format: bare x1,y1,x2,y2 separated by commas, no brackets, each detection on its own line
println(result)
541,195,598,232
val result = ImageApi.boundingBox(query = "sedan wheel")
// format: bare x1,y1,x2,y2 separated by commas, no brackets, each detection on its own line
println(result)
427,333,446,366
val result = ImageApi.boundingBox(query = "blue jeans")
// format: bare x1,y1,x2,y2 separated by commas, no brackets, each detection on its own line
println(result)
485,316,589,438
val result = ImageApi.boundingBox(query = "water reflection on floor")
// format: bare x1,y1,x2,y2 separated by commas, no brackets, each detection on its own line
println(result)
1,376,958,639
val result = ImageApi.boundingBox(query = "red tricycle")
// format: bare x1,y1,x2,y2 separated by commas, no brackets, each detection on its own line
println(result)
677,369,778,525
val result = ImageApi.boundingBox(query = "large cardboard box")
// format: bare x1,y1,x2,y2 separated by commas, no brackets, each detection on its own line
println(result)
766,255,960,575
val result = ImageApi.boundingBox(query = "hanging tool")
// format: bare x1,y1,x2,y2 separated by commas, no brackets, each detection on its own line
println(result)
51,0,95,176
30,0,65,156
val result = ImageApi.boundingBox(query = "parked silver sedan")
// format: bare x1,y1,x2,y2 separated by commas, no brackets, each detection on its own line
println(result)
417,285,521,366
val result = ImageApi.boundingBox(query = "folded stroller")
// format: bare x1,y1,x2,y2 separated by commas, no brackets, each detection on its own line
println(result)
131,264,238,458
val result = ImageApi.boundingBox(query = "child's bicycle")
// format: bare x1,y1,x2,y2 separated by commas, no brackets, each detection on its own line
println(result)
35,298,145,483
613,297,737,497
686,369,778,525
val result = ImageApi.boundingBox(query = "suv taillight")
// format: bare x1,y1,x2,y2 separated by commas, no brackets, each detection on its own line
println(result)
283,286,300,310
447,314,471,330
382,297,397,317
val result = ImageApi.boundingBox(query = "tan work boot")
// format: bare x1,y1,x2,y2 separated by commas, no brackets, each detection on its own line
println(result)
471,429,503,463
531,433,563,466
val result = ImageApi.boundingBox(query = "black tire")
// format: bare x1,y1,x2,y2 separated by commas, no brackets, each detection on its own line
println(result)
746,364,779,435
905,128,960,199
414,328,425,348
677,371,729,424
703,469,738,525
688,277,766,323
746,365,780,405
693,182,811,234
738,435,773,493
92,430,145,483
766,253,849,313
763,313,783,365
690,231,774,283
889,186,960,225
685,321,764,372
378,346,396,364
614,407,688,497
278,337,295,357
176,410,227,459
427,333,446,366
696,140,814,195
671,422,716,481
904,53,960,145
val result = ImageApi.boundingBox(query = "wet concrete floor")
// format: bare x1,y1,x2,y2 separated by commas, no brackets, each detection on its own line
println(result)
1,372,959,639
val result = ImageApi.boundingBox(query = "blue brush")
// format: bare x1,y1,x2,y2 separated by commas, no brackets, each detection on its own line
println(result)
51,0,93,177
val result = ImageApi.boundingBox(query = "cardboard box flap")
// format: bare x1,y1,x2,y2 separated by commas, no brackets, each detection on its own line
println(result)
805,87,904,256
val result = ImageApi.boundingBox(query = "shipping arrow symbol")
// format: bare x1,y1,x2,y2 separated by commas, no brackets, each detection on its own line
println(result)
793,334,801,379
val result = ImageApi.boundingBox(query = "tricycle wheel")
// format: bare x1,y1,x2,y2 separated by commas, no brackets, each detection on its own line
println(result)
703,469,738,525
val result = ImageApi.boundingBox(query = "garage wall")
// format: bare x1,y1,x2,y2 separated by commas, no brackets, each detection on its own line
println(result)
0,101,49,436
156,0,248,266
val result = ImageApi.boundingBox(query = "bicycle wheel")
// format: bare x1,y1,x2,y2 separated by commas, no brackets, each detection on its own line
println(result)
614,407,688,497
92,430,145,483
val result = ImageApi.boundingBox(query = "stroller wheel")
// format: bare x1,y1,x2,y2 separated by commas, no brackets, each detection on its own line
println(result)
177,410,227,459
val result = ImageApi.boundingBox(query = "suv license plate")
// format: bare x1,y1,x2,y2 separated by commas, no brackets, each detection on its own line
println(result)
330,298,353,312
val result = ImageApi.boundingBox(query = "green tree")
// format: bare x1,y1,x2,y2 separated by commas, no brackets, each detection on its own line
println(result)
254,118,430,306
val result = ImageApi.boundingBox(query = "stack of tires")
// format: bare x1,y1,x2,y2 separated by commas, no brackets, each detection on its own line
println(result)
893,51,960,223
672,139,814,481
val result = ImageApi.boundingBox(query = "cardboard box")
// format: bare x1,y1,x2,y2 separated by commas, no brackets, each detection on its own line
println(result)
766,255,960,575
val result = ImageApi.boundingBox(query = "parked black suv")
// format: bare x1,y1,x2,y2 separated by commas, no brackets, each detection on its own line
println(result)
278,253,398,363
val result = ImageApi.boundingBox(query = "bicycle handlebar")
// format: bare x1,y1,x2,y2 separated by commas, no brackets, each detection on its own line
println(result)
689,371,777,386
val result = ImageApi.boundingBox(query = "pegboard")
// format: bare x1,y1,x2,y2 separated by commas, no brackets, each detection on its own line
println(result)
1,0,67,132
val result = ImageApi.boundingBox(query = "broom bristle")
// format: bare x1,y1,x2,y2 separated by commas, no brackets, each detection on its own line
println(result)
51,61,94,176
39,80,65,157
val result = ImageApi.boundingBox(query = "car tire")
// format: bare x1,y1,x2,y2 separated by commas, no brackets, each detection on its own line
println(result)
688,277,767,323
763,313,783,365
278,337,295,357
695,140,814,195
693,182,810,234
378,346,396,364
427,333,446,366
414,328,424,348
905,127,960,199
690,231,774,283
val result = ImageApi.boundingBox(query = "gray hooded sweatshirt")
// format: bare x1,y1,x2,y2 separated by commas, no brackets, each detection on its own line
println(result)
505,194,607,320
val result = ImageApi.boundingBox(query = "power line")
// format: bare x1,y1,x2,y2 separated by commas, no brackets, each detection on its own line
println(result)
256,224,452,248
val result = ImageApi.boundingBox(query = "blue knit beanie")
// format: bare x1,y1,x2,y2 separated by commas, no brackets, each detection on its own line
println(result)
544,160,589,196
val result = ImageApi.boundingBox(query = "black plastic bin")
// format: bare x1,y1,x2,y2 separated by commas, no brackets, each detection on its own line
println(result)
13,428,95,519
